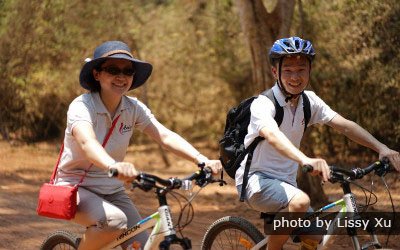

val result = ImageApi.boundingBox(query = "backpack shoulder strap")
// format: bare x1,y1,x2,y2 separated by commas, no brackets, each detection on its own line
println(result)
239,88,283,202
261,89,284,127
301,92,311,133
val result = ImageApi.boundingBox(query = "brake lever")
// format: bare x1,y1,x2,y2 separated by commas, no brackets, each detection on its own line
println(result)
217,179,227,186
375,161,393,177
328,172,345,184
135,177,156,192
130,182,140,190
130,181,153,192
194,170,209,187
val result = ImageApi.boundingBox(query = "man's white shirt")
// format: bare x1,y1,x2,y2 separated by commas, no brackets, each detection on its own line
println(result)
235,84,337,187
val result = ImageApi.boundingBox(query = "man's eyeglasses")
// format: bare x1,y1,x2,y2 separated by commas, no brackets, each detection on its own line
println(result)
100,66,135,77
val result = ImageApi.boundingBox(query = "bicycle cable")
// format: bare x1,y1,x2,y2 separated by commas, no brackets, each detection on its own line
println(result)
148,189,195,238
174,184,208,238
366,179,374,210
349,174,395,247
168,184,208,237
170,190,195,234
380,175,395,247
347,179,378,210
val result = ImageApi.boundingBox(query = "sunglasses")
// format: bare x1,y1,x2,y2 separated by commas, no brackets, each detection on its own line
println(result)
100,66,135,77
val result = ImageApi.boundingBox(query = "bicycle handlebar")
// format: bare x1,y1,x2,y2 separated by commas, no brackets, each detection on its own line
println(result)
108,166,226,191
302,158,393,182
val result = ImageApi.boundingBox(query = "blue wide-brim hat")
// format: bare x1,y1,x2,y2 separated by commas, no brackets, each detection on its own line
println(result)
79,41,152,90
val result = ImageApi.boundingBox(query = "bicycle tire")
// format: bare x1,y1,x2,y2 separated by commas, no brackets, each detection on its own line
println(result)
201,216,266,250
40,230,80,250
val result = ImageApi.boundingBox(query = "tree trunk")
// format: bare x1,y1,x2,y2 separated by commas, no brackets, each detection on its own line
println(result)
235,0,295,93
236,0,328,206
298,130,329,208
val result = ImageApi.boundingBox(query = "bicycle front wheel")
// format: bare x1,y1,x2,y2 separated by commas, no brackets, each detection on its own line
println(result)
40,230,80,250
201,216,266,250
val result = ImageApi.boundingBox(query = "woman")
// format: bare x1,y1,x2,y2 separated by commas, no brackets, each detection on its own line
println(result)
55,40,222,250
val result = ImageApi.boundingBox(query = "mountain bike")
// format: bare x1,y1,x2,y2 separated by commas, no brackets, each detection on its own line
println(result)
40,165,226,250
201,159,396,250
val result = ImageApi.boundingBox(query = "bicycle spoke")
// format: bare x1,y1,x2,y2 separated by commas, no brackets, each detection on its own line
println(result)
213,228,256,249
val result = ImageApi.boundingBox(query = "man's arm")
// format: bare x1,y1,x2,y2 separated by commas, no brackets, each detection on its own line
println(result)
327,114,400,171
259,126,331,181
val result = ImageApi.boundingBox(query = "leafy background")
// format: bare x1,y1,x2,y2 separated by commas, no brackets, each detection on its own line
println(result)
0,0,399,162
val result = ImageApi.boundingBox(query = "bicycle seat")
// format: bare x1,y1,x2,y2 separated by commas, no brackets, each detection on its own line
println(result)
260,212,275,224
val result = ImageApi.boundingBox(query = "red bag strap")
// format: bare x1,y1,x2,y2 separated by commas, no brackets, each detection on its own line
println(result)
49,114,121,184
49,144,65,183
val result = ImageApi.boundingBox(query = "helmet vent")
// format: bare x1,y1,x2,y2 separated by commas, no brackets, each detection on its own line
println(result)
268,36,316,63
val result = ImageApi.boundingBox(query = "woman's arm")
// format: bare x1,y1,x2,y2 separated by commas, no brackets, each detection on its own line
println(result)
72,122,139,180
73,122,116,169
142,120,222,173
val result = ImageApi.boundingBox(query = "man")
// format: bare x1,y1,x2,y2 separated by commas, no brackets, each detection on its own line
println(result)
235,36,400,250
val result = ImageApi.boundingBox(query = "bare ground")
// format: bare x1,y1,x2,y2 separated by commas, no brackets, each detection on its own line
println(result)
0,140,399,249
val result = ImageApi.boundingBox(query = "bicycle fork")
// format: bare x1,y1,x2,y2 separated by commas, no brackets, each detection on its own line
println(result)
151,189,192,250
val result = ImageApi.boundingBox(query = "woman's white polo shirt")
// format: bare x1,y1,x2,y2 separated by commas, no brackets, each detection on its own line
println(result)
56,92,155,194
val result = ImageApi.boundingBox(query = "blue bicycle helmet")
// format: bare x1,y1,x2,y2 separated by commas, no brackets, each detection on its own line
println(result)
268,37,316,101
269,36,315,64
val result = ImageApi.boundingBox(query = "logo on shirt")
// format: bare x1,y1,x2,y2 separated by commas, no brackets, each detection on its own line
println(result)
119,122,132,134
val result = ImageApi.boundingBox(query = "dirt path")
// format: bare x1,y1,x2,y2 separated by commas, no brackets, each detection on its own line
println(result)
0,141,399,249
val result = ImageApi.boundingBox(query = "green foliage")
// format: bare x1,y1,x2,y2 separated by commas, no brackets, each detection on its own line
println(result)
0,0,398,156
0,0,248,142
133,1,249,141
293,0,400,160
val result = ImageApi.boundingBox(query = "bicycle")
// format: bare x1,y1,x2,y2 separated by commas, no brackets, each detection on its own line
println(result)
40,165,226,250
201,159,396,250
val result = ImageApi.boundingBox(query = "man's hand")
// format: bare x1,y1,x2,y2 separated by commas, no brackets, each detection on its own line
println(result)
379,148,400,172
301,157,331,182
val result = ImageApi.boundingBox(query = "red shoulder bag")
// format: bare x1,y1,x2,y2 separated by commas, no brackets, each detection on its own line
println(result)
36,115,120,220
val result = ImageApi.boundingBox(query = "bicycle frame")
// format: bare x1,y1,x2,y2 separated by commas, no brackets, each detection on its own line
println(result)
317,194,359,250
250,187,381,250
200,161,392,250
318,184,381,250
102,204,176,250
42,167,223,250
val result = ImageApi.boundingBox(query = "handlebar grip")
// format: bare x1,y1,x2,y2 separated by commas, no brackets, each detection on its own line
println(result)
204,166,213,174
108,168,118,177
302,165,314,173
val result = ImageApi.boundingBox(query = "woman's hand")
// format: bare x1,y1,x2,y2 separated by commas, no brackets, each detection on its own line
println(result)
204,159,223,175
195,153,222,175
109,162,139,182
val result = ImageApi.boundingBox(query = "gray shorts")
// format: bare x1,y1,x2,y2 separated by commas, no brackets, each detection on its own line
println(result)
237,172,303,213
73,187,148,247
237,172,324,241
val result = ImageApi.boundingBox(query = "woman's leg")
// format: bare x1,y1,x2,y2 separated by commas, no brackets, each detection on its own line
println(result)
105,190,149,249
72,188,130,250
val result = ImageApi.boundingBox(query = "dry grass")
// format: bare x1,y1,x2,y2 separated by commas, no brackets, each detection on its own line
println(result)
0,140,399,249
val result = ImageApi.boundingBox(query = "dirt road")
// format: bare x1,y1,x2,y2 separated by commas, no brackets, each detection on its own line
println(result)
0,141,399,249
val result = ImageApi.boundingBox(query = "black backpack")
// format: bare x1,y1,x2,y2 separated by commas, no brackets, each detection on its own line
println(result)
219,89,311,201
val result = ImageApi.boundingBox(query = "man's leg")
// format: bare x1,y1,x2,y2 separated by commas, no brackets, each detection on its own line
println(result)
267,191,310,250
